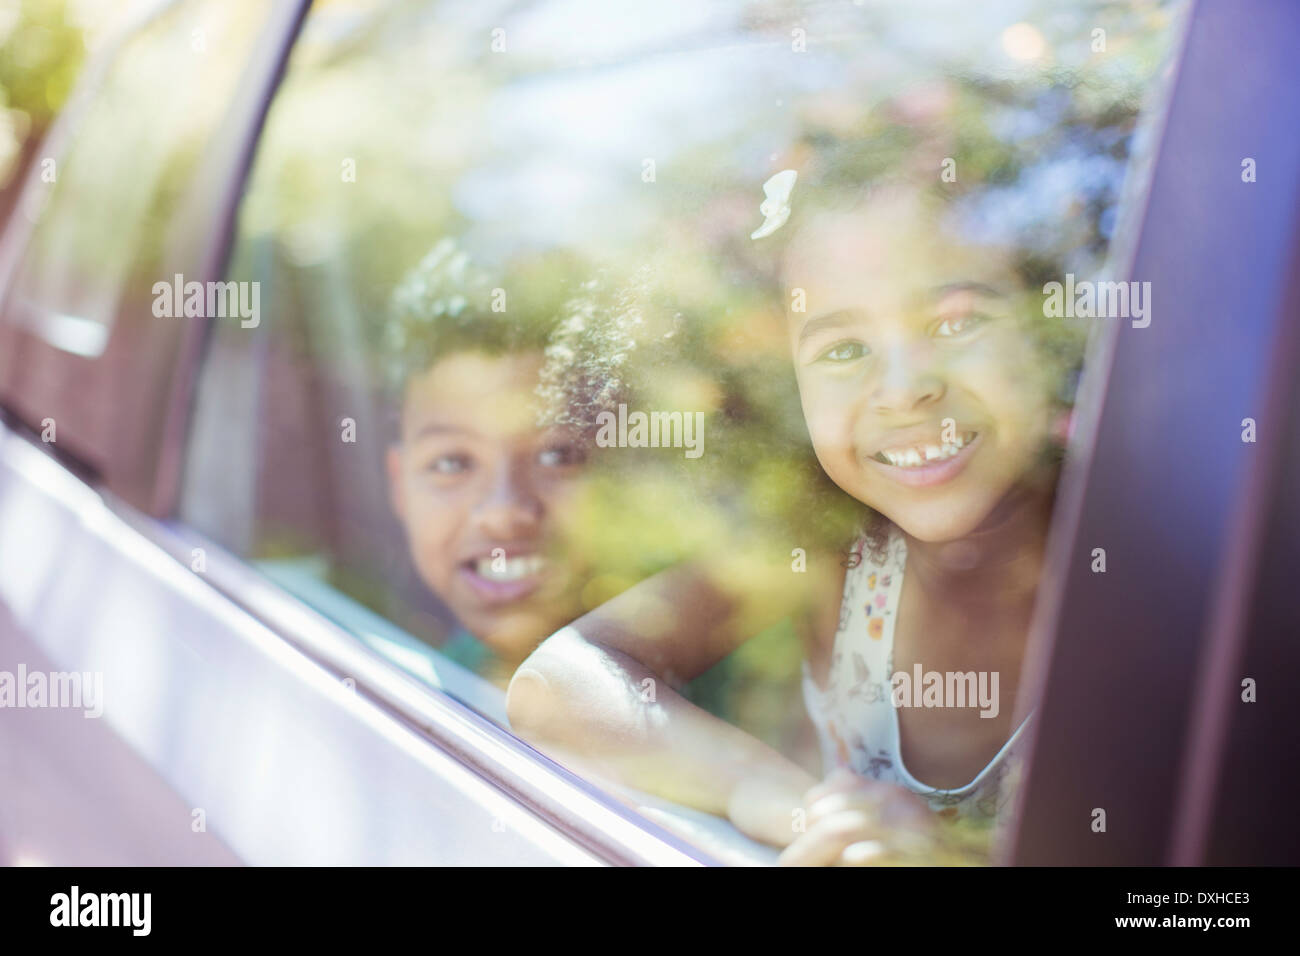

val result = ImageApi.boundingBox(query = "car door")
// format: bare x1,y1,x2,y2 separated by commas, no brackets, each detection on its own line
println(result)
1005,0,1300,866
4,0,1292,870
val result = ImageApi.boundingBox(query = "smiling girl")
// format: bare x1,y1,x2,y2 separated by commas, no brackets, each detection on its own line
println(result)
776,182,1070,850
505,155,1084,861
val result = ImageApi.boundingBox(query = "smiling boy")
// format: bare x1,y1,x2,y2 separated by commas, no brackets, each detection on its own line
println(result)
383,239,591,674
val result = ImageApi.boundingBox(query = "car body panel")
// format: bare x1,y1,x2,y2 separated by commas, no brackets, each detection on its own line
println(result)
0,424,608,865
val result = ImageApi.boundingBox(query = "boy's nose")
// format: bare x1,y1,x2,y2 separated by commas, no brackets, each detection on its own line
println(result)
869,342,946,413
472,463,544,537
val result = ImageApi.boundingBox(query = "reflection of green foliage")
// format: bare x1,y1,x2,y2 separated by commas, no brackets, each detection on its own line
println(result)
223,0,1181,756
0,0,84,200
529,6,1174,747
15,1,273,311
540,262,866,584
234,2,503,368
0,0,85,127
683,616,816,770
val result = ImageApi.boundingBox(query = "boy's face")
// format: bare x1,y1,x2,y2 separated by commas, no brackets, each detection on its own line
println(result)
784,189,1057,543
387,350,589,665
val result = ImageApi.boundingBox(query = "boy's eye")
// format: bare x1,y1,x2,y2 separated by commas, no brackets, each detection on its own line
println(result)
816,340,869,364
934,313,988,338
538,443,587,468
426,453,472,475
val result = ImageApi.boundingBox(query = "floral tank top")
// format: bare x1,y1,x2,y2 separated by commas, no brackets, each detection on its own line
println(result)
801,530,1031,822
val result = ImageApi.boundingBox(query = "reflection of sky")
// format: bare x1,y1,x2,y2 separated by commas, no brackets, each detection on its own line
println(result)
454,38,841,251
509,0,735,61
449,0,1164,258
860,0,1038,60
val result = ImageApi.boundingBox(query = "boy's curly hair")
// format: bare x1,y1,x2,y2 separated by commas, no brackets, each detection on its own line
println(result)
537,261,871,568
381,237,579,404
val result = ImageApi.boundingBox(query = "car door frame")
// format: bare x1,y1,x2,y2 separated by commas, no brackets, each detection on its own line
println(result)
1004,0,1300,866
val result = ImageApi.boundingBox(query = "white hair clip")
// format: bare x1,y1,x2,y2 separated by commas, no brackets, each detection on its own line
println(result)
750,169,798,239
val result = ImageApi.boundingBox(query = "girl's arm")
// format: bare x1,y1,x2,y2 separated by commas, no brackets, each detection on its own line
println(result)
506,560,824,847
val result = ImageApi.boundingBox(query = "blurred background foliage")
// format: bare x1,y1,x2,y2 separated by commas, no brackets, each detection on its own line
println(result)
0,0,110,213
3,0,285,365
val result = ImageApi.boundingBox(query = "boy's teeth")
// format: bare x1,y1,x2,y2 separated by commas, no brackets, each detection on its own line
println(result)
474,555,546,581
877,432,977,468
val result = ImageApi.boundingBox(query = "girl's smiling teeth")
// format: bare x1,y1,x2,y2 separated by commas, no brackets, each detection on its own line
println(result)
471,554,546,582
874,431,978,468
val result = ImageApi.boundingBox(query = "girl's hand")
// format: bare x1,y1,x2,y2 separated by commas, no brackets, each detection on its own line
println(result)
778,769,942,866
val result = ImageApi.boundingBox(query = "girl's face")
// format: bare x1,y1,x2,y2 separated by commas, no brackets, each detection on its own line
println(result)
784,189,1057,543
387,350,589,665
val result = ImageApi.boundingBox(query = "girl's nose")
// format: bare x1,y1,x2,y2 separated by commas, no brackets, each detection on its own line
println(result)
869,341,946,414
472,462,544,538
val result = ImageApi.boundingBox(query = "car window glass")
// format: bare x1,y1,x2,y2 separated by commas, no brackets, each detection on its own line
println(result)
0,0,274,357
179,0,1185,860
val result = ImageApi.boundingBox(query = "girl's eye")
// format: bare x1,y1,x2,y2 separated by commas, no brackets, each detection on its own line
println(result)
816,341,869,364
538,443,587,468
934,313,988,338
426,453,471,476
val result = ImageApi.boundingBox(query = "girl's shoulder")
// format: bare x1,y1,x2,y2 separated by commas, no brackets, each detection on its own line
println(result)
797,546,856,680
800,529,904,682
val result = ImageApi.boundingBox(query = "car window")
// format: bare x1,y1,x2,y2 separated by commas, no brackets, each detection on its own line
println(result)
0,0,289,514
179,0,1186,861
0,0,277,355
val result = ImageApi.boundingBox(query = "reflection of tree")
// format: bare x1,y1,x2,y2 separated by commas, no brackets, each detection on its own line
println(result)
11,1,277,333
227,0,1181,750
537,1,1177,581
0,0,86,208
521,2,1180,750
